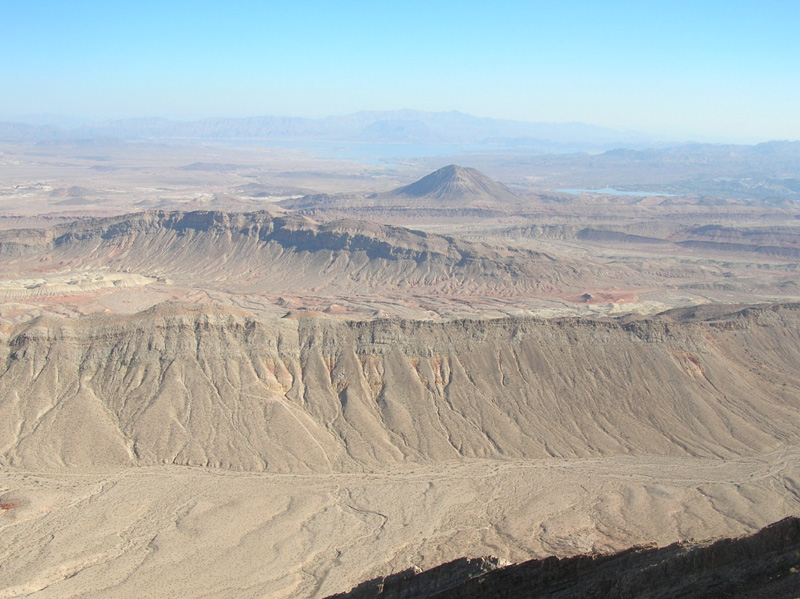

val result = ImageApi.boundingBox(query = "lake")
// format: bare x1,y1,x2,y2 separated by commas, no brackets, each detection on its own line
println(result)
556,188,682,197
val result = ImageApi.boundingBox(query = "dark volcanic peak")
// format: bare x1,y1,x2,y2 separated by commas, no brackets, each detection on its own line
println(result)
372,165,520,207
279,165,522,212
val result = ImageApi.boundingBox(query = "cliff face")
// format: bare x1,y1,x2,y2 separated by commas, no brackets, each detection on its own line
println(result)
326,517,800,599
2,303,800,471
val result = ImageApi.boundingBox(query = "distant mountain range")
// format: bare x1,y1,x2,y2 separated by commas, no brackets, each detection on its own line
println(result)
0,110,659,151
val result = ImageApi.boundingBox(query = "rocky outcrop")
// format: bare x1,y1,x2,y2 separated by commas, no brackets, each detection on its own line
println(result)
326,517,800,599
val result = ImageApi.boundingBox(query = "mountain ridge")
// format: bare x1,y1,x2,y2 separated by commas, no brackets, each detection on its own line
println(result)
0,209,573,297
0,110,658,148
3,302,800,471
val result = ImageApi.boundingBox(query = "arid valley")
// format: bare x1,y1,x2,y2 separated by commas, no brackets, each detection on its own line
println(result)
1,131,800,598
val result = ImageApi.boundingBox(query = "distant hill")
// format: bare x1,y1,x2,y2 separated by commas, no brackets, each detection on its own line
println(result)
370,164,520,207
281,164,521,212
0,121,61,140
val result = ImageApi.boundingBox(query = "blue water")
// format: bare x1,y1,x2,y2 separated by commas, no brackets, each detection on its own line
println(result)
556,188,682,197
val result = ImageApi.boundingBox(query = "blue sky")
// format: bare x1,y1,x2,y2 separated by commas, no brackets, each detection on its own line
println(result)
2,0,799,141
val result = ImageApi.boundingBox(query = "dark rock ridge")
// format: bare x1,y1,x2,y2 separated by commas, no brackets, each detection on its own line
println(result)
0,209,495,262
325,516,800,599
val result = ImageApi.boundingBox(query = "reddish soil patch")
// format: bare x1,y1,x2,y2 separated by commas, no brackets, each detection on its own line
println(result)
0,501,18,511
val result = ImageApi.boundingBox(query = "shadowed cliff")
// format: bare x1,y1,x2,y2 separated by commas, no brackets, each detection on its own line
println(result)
326,516,800,599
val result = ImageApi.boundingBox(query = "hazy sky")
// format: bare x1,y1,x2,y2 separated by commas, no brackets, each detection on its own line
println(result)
3,0,799,141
